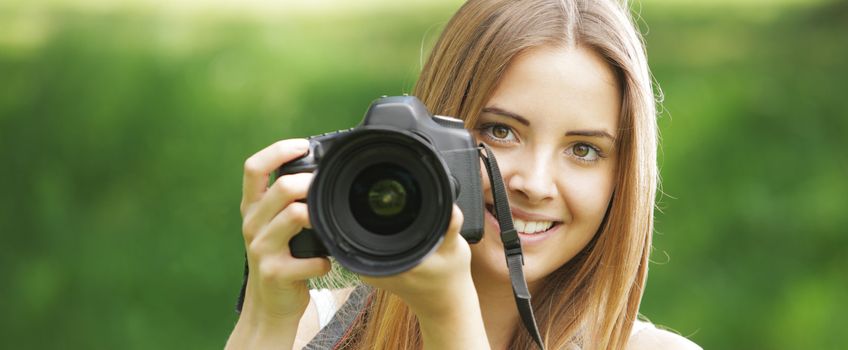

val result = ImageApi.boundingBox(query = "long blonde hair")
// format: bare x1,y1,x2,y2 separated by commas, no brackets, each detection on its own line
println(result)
342,0,658,348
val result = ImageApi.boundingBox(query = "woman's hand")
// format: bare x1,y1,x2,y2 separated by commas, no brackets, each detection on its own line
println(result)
360,206,472,315
361,207,491,349
227,139,331,349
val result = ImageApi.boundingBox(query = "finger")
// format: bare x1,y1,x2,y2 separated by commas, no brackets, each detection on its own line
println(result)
250,202,311,253
442,205,465,246
242,139,310,208
258,256,332,283
288,257,332,280
245,173,313,231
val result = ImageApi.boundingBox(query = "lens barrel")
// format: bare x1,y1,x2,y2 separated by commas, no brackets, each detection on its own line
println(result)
307,127,454,276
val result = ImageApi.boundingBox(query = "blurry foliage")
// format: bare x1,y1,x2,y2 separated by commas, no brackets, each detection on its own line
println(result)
0,1,845,349
641,3,848,349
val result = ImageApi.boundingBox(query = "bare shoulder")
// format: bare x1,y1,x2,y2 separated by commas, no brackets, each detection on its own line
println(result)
293,294,320,349
331,286,356,303
292,287,357,349
627,326,702,350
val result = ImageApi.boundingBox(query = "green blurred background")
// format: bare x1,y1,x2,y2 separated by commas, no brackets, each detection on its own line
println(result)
1,0,846,348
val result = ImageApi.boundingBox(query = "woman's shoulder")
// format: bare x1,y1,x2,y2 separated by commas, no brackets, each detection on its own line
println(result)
627,320,702,350
294,287,358,348
309,287,357,326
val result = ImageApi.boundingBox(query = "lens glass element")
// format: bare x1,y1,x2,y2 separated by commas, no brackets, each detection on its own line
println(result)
367,179,407,216
350,163,421,235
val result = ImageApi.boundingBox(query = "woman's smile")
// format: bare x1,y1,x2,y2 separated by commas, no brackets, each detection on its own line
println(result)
484,203,565,245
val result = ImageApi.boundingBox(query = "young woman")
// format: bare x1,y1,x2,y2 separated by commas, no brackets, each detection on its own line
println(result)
227,0,701,349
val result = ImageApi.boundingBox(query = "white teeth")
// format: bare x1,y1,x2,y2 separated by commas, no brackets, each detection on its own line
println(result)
515,220,526,233
514,219,554,235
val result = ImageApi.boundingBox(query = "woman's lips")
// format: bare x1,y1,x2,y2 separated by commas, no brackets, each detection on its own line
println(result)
484,204,562,245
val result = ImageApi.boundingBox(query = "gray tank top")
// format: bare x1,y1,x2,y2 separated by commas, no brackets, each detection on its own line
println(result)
303,285,371,349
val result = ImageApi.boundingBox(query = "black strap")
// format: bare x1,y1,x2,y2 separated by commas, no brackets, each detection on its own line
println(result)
479,143,545,350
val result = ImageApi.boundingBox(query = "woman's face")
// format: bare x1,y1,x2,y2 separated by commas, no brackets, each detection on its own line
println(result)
470,45,621,287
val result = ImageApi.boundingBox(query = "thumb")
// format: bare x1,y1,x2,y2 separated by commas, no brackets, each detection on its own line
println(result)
440,205,465,249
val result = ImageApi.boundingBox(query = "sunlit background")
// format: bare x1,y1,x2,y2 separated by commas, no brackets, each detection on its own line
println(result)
1,0,846,348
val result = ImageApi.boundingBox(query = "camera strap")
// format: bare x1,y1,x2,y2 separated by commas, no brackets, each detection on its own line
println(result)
478,143,545,350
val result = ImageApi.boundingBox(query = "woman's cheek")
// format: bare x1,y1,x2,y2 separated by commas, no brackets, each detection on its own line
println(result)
565,169,614,218
478,157,491,193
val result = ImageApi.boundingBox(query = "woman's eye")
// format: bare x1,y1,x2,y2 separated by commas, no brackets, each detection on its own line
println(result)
480,123,517,143
569,143,600,161
492,125,511,139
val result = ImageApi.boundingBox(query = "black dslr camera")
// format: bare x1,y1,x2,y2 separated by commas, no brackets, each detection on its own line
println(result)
278,96,484,276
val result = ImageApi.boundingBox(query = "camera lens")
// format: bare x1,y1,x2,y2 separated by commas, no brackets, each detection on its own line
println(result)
307,128,454,276
368,180,406,216
349,163,421,235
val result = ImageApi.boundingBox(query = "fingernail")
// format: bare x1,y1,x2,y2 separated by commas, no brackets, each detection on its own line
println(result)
296,139,310,152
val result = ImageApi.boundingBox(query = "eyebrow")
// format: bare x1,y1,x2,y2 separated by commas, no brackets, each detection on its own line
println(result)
482,106,530,126
481,106,616,141
566,130,616,141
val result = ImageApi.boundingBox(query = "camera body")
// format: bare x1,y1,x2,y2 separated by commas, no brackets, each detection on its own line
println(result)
278,96,483,276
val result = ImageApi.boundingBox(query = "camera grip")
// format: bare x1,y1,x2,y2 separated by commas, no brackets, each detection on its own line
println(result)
289,228,329,258
277,129,354,177
277,149,318,176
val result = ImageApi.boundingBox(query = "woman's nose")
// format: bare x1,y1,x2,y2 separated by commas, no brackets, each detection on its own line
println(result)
506,155,557,204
